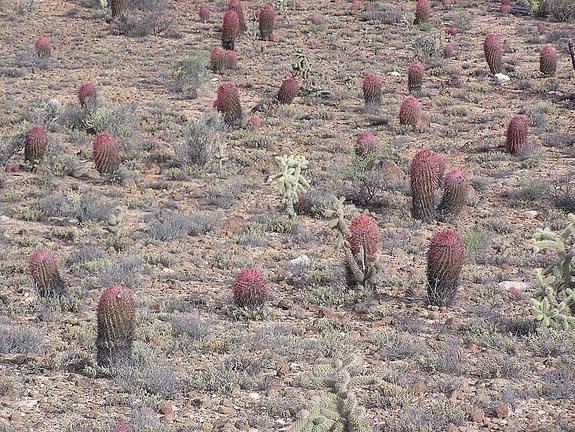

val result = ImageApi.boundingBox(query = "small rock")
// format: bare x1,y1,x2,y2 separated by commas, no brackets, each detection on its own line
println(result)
235,420,249,431
158,400,173,415
9,412,24,423
523,210,538,219
277,299,292,309
498,281,529,295
494,403,509,419
445,423,459,432
494,73,510,85
217,405,236,415
409,381,426,394
388,71,401,77
289,254,311,266
470,408,485,423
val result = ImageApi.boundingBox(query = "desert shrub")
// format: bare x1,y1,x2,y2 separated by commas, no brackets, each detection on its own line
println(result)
173,51,209,96
528,0,575,21
117,0,174,37
174,115,226,165
0,324,43,354
146,210,192,241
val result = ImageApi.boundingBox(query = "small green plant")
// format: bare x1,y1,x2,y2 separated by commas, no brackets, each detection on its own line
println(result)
531,214,575,330
269,155,310,219
173,51,209,97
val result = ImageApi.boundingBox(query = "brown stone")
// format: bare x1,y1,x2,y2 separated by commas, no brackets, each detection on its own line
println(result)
445,423,459,432
158,400,173,415
235,420,249,431
494,403,509,419
470,408,485,423
9,412,24,423
277,299,292,309
409,381,427,395
217,405,236,415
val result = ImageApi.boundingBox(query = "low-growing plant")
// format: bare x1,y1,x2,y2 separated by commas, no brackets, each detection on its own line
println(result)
173,51,209,97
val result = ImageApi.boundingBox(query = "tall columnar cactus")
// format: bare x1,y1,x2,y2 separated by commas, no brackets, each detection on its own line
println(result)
505,114,529,156
437,169,469,222
228,0,247,35
222,10,239,50
259,5,276,41
96,285,136,367
24,125,49,166
232,268,267,307
414,0,431,24
109,0,126,19
34,36,51,59
362,73,382,107
410,149,445,222
539,44,558,77
483,33,503,74
199,5,210,22
407,61,425,93
212,82,242,127
426,229,465,307
354,131,378,157
77,82,97,108
92,133,121,175
210,46,227,73
277,73,299,104
29,249,66,299
399,96,422,127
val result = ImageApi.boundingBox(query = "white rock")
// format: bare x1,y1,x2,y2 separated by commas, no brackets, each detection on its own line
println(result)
248,392,261,400
388,71,401,77
289,254,311,266
494,73,510,85
523,210,538,219
498,281,529,294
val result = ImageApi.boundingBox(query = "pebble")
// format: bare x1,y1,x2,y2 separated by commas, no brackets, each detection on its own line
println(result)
217,405,236,415
494,403,509,419
158,400,173,415
494,73,510,85
470,408,485,423
289,254,310,266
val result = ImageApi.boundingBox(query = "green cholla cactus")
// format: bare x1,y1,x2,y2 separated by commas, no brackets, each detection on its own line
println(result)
24,125,49,166
410,149,445,222
531,213,575,330
212,82,242,127
483,33,503,75
426,229,465,307
92,133,121,175
232,268,267,307
437,168,468,222
269,155,310,219
29,249,66,299
96,284,136,367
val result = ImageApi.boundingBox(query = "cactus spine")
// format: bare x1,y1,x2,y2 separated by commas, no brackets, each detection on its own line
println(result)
437,169,469,222
483,33,503,74
426,229,465,307
506,115,529,156
259,5,276,41
29,249,66,299
539,44,558,77
410,150,445,222
362,73,382,107
212,82,242,127
34,36,51,58
232,268,267,307
399,96,422,127
222,10,239,50
24,126,49,166
92,133,121,175
407,61,425,93
277,73,299,105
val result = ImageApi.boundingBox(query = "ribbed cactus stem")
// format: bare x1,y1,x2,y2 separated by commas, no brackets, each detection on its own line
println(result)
539,45,557,77
506,115,529,156
426,229,465,307
259,5,276,41
222,10,239,50
34,36,51,58
410,149,445,222
210,46,226,73
29,249,66,299
109,0,126,19
437,169,469,222
483,33,503,74
399,96,422,127
92,133,121,175
346,214,380,258
24,126,49,166
213,82,242,127
408,61,425,93
362,73,382,107
277,73,299,104
77,83,97,108
96,285,136,367
232,268,267,307
414,0,431,24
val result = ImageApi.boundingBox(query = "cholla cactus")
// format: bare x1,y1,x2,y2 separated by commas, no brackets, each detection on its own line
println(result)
77,82,97,108
399,96,422,127
483,33,503,74
414,0,431,24
277,73,299,105
222,10,239,50
410,149,445,222
24,125,49,166
96,285,136,367
228,0,247,35
407,61,425,93
539,44,558,77
427,229,465,307
29,249,66,299
109,0,126,19
212,82,242,127
259,5,276,41
362,73,382,107
232,268,267,307
92,133,121,175
34,37,51,59
210,46,227,73
505,115,529,156
269,155,310,219
437,168,468,222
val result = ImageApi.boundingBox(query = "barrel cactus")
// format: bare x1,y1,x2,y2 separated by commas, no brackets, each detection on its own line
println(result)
222,9,239,50
232,268,267,307
414,0,431,24
259,5,276,41
399,96,422,127
29,249,66,299
210,46,227,73
228,0,247,35
483,33,503,74
109,0,126,20
506,115,529,156
92,133,121,175
213,82,242,127
437,169,469,222
426,229,465,307
24,126,49,166
362,73,382,107
354,131,378,157
539,44,557,77
408,61,425,93
277,73,299,105
410,149,445,222
346,214,380,258
34,36,51,58
225,50,238,69
77,82,97,108
199,5,210,22
96,284,136,367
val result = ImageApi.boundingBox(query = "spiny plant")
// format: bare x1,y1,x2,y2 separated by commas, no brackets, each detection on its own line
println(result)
259,5,276,41
426,229,465,307
483,33,503,74
221,9,239,50
539,44,558,77
399,96,422,128
410,149,445,222
414,0,431,25
277,73,299,105
437,168,469,222
24,125,48,166
531,213,575,330
109,0,126,20
29,249,67,299
443,42,454,58
292,355,376,432
225,49,238,69
354,131,378,157
362,73,382,108
345,214,380,290
96,284,136,367
505,114,529,156
210,46,226,73
232,268,267,307
77,82,97,108
34,36,51,59
212,82,242,127
407,60,425,94
269,154,310,219
228,0,247,35
198,5,209,22
92,133,121,175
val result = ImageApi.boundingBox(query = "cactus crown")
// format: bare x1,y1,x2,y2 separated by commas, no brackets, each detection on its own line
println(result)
346,214,380,257
92,133,121,175
232,268,267,307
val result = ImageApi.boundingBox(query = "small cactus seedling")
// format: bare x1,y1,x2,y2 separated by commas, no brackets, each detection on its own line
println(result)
410,149,445,222
362,73,382,107
259,5,276,41
540,44,558,77
212,82,242,127
92,133,121,175
109,0,126,20
427,229,465,307
77,82,97,108
311,14,322,25
24,125,48,166
399,96,422,127
437,169,469,222
96,284,136,367
414,0,431,24
210,46,227,73
408,61,425,93
232,268,267,307
228,0,247,35
29,249,66,299
506,115,529,156
34,36,51,58
346,214,380,258
483,33,503,74
277,73,299,105
222,10,239,50
443,42,454,58
225,50,238,69
199,5,210,22
354,131,378,157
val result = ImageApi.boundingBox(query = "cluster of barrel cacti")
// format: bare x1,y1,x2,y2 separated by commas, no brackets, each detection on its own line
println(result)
210,47,237,73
